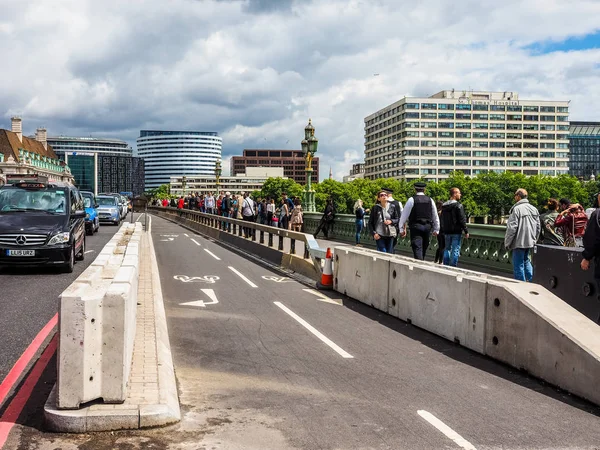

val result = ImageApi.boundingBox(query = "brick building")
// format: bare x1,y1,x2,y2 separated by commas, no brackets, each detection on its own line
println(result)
231,149,319,183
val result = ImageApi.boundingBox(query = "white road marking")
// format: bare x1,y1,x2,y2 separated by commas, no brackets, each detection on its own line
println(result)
302,288,343,305
84,250,95,254
179,289,219,308
273,302,353,359
261,275,293,283
417,410,477,450
204,249,221,260
228,266,257,288
173,275,219,284
184,233,189,237
148,215,152,233
135,213,145,223
191,238,201,246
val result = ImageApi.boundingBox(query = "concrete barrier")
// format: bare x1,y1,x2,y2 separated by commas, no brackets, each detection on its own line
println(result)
57,222,142,409
333,246,600,406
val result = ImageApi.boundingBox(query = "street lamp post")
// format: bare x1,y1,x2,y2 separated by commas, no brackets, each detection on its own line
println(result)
182,175,187,198
215,160,222,194
301,119,318,212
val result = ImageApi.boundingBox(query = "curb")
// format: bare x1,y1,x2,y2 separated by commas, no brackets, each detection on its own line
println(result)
44,224,180,431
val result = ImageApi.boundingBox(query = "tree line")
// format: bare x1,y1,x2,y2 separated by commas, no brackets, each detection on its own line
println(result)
254,172,600,219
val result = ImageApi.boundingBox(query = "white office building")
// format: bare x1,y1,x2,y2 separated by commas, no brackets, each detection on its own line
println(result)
364,90,570,182
136,130,222,189
170,167,285,196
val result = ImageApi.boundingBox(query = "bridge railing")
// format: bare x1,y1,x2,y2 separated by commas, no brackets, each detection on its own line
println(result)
148,206,326,279
303,212,512,273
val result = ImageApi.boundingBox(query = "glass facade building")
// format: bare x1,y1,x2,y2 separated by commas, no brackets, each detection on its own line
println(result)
48,136,144,194
136,130,222,190
364,90,570,182
569,121,600,179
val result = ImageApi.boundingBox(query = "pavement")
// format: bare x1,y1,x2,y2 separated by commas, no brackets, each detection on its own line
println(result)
5,214,600,449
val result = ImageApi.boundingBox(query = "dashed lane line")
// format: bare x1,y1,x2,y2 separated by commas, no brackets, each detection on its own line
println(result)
191,238,201,246
417,410,477,450
228,266,257,288
204,249,221,260
273,302,354,359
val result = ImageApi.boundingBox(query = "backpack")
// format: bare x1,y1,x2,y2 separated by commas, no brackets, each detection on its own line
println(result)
285,198,294,212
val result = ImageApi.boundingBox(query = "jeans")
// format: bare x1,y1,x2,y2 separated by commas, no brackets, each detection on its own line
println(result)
512,247,533,282
434,233,445,263
443,234,462,267
375,236,394,253
355,219,363,244
222,211,230,231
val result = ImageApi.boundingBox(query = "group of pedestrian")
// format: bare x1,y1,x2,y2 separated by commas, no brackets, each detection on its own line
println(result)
157,191,305,234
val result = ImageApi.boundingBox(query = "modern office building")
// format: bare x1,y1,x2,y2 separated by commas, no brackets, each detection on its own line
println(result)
0,117,74,186
170,167,285,196
569,121,600,179
343,162,365,182
136,130,222,190
231,149,319,183
48,136,144,195
364,90,570,182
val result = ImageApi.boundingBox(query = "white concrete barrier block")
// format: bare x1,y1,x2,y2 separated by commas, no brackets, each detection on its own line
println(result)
334,247,391,313
77,266,104,286
57,280,111,409
91,254,110,267
121,255,138,268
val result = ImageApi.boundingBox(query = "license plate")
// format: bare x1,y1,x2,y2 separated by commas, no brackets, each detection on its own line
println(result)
6,249,35,257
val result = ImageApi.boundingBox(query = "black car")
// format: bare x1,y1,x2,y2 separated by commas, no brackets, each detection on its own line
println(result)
0,180,86,273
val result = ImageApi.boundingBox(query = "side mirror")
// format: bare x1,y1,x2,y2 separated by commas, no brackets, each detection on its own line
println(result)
95,204,99,208
73,210,86,219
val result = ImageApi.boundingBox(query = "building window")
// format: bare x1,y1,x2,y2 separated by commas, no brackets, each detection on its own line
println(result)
540,115,555,122
490,105,506,111
523,106,539,112
438,104,454,110
438,113,454,119
438,122,454,129
439,131,454,138
474,151,488,157
524,115,539,121
421,149,437,156
473,104,489,111
473,160,488,166
456,159,471,166
456,113,472,120
490,123,506,130
456,103,472,110
540,106,555,113
421,122,437,128
421,140,437,147
455,151,471,157
473,114,488,120
438,160,454,166
507,124,522,130
438,150,454,156
473,142,489,148
473,123,489,129
455,132,471,138
421,103,437,110
524,124,539,131
490,142,505,148
439,141,455,147
421,113,437,119
507,105,522,112
421,159,437,165
557,107,569,113
490,114,506,120
490,133,505,139
490,151,505,157
421,131,437,138
507,152,522,158
455,123,471,129
455,141,472,148
557,116,569,122
507,142,522,148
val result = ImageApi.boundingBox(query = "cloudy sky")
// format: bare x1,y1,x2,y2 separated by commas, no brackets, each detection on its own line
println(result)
1,0,600,180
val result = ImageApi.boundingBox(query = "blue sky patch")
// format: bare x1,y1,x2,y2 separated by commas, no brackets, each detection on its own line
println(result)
525,31,600,54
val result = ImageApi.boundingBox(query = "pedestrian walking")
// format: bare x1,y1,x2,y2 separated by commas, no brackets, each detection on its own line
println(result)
278,198,289,229
267,198,276,226
353,199,369,246
440,187,469,267
242,192,257,238
290,198,303,232
368,190,400,253
434,201,445,264
205,192,215,214
399,182,440,260
314,198,335,239
504,188,541,282
554,202,588,248
539,198,563,246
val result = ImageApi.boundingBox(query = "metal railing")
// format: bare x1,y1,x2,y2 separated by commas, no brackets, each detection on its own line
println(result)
148,206,327,275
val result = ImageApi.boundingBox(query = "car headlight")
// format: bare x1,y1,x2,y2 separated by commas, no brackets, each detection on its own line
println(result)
48,232,70,245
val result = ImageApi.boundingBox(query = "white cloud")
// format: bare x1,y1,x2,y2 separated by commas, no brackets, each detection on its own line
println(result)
1,0,600,180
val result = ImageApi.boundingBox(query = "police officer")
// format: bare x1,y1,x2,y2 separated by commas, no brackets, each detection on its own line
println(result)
398,182,440,260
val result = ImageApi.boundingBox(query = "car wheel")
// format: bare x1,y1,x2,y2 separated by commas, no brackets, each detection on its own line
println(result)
95,220,99,233
62,246,75,273
76,237,85,261
86,226,93,236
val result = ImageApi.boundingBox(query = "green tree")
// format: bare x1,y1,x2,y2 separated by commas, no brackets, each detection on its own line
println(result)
258,178,304,202
146,183,171,200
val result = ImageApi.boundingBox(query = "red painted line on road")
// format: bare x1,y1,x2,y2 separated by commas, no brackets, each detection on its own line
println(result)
0,313,58,409
0,334,57,449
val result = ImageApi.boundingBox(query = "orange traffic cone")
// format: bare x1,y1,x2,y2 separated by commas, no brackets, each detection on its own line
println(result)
318,248,334,290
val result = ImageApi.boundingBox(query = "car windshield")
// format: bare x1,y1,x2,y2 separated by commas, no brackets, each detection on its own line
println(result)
83,197,92,208
97,197,117,206
0,187,66,214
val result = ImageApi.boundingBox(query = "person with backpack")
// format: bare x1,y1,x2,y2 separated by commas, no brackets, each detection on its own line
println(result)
368,190,400,253
554,201,588,247
539,198,563,246
440,187,469,267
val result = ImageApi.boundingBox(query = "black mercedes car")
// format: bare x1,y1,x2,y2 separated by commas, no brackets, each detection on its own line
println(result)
0,180,86,273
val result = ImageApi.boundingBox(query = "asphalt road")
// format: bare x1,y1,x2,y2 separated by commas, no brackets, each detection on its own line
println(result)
9,214,600,449
0,215,139,390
